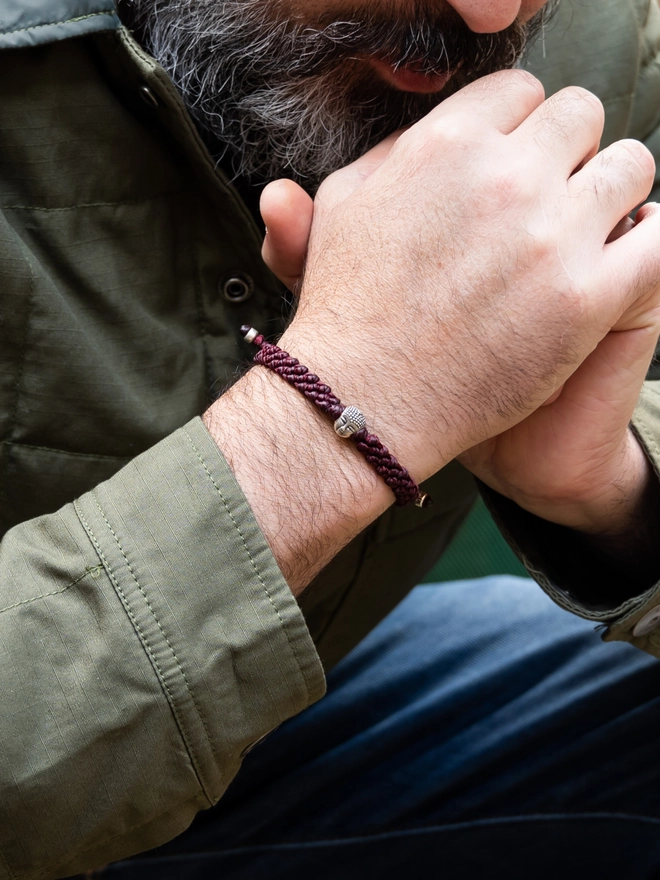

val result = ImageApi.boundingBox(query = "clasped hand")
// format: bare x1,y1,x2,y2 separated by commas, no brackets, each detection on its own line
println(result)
262,70,660,538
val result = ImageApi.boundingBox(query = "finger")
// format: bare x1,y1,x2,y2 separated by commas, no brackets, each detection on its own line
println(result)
261,179,314,291
635,202,658,223
559,325,659,413
513,86,604,176
606,215,634,244
570,140,655,237
603,202,660,326
419,68,545,135
541,383,565,406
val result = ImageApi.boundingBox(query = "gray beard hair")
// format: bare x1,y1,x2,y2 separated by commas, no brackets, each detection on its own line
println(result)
122,0,554,190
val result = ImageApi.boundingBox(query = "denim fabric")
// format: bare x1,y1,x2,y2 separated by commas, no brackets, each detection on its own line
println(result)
101,577,660,879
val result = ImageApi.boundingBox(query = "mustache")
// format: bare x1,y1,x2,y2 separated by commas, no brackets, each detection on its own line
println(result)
243,0,557,78
123,0,559,187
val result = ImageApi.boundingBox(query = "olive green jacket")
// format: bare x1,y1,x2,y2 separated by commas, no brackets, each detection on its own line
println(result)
1,0,660,876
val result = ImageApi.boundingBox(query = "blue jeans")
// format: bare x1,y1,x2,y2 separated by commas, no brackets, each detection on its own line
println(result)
101,577,660,879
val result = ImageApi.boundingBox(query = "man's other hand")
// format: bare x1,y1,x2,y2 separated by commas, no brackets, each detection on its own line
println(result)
261,72,660,545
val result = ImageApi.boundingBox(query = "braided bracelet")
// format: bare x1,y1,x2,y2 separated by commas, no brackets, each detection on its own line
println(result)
240,326,431,508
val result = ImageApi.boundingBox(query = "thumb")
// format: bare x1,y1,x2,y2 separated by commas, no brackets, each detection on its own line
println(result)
260,129,406,290
261,179,314,291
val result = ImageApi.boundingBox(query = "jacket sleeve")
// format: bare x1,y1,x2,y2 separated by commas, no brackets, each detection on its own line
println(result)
481,382,660,660
0,417,325,880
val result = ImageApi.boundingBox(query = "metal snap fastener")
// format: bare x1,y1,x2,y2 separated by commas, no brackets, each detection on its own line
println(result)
633,605,660,637
221,273,253,303
139,85,159,108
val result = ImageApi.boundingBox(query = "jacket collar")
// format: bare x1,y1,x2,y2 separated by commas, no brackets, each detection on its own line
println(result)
0,0,120,49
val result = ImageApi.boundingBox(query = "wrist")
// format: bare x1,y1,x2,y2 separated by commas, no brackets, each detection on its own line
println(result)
277,318,460,482
508,429,653,537
204,364,392,594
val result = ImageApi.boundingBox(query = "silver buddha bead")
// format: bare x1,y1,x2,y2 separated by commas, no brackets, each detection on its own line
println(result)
334,405,367,438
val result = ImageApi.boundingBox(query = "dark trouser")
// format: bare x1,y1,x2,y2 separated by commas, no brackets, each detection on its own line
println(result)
100,577,660,879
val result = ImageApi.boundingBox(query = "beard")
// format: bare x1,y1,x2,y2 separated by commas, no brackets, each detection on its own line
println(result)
121,0,556,190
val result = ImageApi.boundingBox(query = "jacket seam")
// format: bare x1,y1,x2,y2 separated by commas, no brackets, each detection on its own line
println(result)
0,566,102,615
1,439,130,462
191,229,214,403
73,497,215,804
0,10,116,38
88,491,221,769
3,248,34,497
634,412,660,466
182,427,312,704
117,27,266,255
2,191,183,212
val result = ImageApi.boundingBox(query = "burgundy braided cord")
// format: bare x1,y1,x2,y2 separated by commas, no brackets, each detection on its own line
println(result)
240,326,431,508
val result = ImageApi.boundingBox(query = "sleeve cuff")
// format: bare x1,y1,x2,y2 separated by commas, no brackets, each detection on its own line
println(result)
481,382,660,658
74,416,326,804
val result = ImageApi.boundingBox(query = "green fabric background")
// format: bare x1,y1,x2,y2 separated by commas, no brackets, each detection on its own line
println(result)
423,497,529,583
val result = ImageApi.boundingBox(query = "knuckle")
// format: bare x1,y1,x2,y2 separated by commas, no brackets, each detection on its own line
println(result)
314,176,334,206
618,138,656,181
586,141,656,206
314,167,354,210
393,123,421,153
474,67,544,99
426,113,474,147
408,114,484,166
526,227,559,265
553,86,604,125
502,68,545,99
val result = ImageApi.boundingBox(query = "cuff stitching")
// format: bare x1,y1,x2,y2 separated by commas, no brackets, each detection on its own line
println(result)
0,566,102,615
87,492,220,771
182,427,312,704
74,498,215,803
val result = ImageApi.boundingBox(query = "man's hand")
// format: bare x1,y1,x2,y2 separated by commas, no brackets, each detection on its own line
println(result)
208,70,660,591
261,81,660,543
458,325,660,537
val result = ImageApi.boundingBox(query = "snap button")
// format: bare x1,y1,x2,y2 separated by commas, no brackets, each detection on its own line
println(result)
139,85,159,108
632,605,660,637
221,273,253,303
